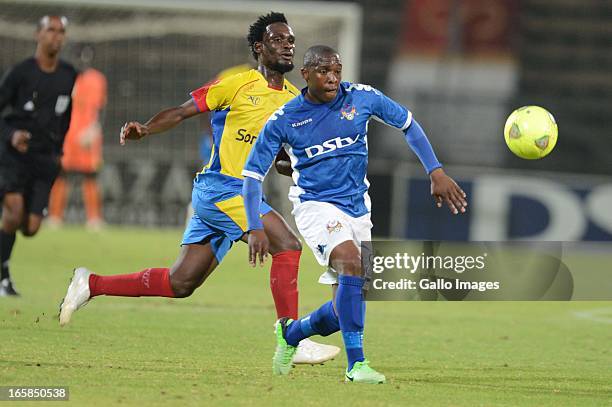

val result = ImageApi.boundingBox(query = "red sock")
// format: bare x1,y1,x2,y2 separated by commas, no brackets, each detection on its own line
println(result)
270,250,300,320
89,268,175,298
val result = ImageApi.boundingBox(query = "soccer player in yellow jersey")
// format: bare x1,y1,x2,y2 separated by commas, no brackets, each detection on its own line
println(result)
59,12,340,364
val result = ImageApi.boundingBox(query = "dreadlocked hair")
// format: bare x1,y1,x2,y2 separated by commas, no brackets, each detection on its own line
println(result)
247,11,288,61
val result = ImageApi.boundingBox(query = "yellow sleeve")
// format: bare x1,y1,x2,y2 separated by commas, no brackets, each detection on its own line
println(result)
190,72,248,112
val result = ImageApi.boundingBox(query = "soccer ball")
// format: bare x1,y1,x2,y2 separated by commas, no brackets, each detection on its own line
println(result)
504,106,558,159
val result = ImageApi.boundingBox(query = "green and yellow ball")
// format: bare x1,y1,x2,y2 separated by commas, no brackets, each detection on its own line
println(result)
504,106,558,159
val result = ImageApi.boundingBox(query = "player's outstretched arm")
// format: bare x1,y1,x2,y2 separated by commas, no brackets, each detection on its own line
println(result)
242,116,287,262
119,99,200,145
242,176,269,266
429,168,467,215
368,86,468,214
400,119,467,214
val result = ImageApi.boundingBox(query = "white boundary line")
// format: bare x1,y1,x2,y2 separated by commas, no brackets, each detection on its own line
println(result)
573,308,612,324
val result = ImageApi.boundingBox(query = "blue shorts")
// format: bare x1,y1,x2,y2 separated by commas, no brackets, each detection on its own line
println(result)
182,184,273,263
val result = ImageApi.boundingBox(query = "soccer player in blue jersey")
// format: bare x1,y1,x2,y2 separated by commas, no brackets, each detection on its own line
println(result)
242,45,467,383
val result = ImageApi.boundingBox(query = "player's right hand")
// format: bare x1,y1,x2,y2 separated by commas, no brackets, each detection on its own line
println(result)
120,121,149,145
11,130,31,153
247,229,269,267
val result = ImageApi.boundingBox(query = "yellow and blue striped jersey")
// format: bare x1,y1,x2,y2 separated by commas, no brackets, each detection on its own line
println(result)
190,69,299,190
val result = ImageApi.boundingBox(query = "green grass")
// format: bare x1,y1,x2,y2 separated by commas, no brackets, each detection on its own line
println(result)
1,226,611,406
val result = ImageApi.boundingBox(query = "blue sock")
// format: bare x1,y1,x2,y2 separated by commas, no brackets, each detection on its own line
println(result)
337,275,365,371
284,301,340,346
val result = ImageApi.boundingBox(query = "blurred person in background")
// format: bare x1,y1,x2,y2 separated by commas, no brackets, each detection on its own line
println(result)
0,15,77,296
49,45,107,230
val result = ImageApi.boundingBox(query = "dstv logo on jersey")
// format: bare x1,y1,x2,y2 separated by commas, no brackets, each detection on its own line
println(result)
305,134,360,158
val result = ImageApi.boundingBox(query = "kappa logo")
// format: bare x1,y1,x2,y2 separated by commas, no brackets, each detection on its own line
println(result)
340,104,357,121
291,118,313,128
305,134,360,158
246,95,261,106
326,220,343,234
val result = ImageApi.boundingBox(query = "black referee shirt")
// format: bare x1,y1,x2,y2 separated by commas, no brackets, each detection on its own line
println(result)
0,57,77,155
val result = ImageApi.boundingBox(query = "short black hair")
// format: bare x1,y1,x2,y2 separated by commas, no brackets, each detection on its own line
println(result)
303,45,339,68
247,11,288,61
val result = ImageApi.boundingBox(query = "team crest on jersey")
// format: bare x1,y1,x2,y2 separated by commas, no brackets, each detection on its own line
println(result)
247,95,261,106
326,220,343,234
340,104,357,120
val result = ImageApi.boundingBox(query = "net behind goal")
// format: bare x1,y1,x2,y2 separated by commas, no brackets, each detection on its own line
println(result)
0,0,362,226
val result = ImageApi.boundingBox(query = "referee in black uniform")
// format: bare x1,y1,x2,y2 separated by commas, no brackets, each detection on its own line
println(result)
0,16,77,296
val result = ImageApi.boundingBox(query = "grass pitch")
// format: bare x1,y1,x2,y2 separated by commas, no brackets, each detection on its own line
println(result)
1,226,611,406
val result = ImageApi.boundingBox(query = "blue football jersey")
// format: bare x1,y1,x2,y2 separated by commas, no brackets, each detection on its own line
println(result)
242,82,413,218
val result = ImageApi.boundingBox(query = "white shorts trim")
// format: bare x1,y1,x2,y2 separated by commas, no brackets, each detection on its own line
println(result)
292,201,372,285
